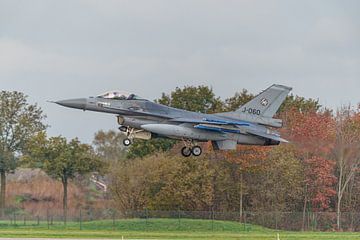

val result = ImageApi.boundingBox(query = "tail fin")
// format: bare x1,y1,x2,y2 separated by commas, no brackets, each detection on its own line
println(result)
237,84,292,118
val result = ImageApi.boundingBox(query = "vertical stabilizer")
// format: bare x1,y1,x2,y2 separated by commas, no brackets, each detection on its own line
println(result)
237,84,292,118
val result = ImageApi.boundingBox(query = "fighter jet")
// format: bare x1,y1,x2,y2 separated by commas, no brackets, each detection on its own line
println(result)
55,84,291,157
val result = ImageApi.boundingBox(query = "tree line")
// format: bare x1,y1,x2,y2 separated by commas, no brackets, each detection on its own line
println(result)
0,86,359,230
99,86,360,230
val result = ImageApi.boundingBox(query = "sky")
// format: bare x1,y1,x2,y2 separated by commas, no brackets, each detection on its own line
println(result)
0,0,359,143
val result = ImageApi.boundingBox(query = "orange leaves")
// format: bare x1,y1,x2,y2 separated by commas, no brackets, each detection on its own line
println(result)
282,109,337,211
283,109,335,156
304,156,337,210
224,145,270,173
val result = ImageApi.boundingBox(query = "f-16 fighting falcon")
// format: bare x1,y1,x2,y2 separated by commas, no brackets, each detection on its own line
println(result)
55,84,292,157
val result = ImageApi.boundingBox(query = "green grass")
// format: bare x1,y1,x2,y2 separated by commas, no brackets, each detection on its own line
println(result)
0,218,359,239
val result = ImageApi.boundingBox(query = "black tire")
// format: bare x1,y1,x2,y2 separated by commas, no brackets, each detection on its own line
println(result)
181,147,192,157
191,146,202,156
123,138,132,146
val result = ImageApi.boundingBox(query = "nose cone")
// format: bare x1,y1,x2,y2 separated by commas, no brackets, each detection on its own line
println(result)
55,98,87,110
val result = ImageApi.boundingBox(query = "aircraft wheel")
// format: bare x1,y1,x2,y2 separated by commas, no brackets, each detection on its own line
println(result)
191,146,202,157
181,147,192,157
123,138,132,146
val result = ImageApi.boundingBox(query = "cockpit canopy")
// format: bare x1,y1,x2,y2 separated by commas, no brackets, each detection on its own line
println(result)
97,91,144,100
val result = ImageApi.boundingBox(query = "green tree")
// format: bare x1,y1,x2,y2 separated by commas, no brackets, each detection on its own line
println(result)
110,152,214,211
23,133,105,223
280,95,321,114
158,85,224,113
253,145,304,212
224,89,253,111
110,154,161,211
93,130,127,162
127,138,176,159
147,154,215,210
0,91,46,215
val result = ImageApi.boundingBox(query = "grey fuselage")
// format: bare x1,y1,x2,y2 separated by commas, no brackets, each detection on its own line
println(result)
57,97,278,146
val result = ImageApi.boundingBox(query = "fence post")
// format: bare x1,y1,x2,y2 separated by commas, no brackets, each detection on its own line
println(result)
145,208,148,226
13,212,16,225
112,211,116,231
79,208,82,230
37,216,40,225
23,215,26,226
243,212,246,231
211,208,214,231
177,208,181,228
47,209,50,229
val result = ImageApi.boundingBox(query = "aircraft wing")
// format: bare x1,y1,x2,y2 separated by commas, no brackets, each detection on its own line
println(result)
168,117,251,126
190,122,288,143
246,129,289,143
193,124,244,134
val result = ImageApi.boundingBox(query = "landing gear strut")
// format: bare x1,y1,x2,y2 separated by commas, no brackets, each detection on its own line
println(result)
181,139,202,157
119,126,135,147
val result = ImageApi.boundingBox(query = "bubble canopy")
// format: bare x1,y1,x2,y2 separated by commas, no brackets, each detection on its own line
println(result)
96,91,144,100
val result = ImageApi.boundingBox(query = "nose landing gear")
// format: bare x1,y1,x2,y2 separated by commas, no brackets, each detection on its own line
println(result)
119,125,134,146
123,138,132,146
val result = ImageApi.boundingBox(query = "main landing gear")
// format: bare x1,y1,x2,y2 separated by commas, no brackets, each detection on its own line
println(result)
181,139,202,157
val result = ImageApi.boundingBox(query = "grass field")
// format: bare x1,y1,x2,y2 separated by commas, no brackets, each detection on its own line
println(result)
0,218,359,239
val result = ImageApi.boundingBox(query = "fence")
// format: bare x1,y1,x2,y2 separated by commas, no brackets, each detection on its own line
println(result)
0,208,359,232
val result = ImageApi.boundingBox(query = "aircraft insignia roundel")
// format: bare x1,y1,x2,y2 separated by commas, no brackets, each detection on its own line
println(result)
260,98,269,106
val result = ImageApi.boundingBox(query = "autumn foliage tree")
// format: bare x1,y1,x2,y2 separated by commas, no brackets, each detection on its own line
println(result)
280,107,337,231
253,145,304,212
100,85,360,231
224,145,269,214
110,153,214,211
333,106,360,230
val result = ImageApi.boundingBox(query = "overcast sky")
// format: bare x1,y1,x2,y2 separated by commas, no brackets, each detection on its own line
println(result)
0,0,359,143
